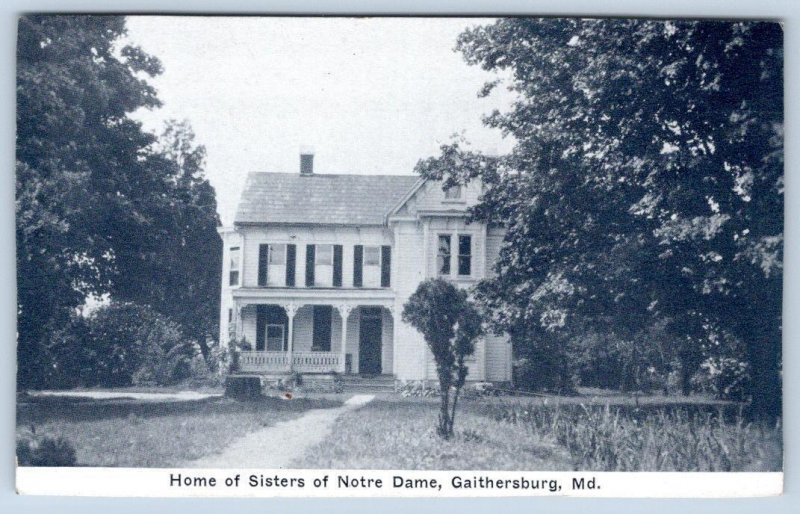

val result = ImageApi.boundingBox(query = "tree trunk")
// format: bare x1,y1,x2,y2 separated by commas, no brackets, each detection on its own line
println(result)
437,369,453,439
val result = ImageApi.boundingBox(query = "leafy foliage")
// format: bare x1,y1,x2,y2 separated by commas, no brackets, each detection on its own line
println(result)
16,15,222,388
402,279,483,438
49,302,199,388
17,428,77,467
416,19,782,415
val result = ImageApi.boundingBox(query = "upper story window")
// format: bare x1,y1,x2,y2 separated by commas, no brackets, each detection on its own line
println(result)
259,243,296,287
315,244,333,287
437,234,472,277
363,246,381,287
437,235,451,276
444,185,463,200
354,245,390,288
267,244,286,286
229,247,240,286
458,235,472,276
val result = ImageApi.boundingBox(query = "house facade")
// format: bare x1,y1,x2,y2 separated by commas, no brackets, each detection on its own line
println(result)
218,151,511,383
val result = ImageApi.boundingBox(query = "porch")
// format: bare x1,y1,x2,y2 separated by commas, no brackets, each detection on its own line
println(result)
229,287,394,375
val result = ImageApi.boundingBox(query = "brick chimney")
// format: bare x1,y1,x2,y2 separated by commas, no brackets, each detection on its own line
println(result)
300,146,314,175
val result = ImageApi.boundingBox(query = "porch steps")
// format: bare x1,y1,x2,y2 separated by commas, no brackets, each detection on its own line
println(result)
340,375,396,392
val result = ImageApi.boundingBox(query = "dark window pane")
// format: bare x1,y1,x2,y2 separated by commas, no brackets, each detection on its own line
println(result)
459,235,471,256
458,235,471,276
458,256,471,276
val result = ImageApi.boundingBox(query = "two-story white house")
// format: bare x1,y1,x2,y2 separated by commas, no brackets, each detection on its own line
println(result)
218,151,511,384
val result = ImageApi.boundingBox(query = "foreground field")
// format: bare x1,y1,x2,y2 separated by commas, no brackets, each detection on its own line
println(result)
292,398,573,470
293,395,782,471
17,390,782,471
17,394,340,467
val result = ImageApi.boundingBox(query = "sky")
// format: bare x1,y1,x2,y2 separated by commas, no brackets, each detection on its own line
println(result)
124,16,517,225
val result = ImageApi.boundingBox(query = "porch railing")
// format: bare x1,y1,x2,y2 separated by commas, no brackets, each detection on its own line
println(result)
238,351,341,373
291,352,341,373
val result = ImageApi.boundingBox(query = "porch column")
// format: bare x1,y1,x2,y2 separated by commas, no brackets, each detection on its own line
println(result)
234,301,244,342
336,304,353,373
284,303,298,371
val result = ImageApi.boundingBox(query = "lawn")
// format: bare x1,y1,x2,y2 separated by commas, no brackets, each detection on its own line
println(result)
292,393,782,472
17,393,341,467
291,397,573,470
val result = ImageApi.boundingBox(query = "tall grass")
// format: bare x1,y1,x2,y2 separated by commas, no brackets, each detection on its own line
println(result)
489,402,782,471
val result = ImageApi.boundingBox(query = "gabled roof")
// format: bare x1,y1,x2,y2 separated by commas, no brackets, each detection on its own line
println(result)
235,172,420,226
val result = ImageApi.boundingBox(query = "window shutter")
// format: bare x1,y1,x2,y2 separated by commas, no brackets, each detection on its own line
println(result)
258,244,269,286
333,245,343,287
286,244,296,286
381,245,391,287
353,245,363,287
305,244,315,286
256,305,266,351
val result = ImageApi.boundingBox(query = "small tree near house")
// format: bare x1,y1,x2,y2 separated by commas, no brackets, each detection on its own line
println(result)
402,278,483,439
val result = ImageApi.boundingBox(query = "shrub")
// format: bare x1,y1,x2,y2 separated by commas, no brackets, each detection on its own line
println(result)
17,429,77,467
402,278,483,439
693,357,751,401
48,302,199,388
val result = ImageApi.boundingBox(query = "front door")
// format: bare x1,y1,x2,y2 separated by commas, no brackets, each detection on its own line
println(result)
359,307,382,375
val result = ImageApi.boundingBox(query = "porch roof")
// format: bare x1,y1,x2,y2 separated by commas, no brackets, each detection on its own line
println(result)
231,286,395,306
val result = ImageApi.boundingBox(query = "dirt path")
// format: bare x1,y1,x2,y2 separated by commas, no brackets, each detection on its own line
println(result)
185,394,374,468
31,390,221,402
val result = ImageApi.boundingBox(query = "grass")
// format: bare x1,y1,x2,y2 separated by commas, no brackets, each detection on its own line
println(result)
292,394,782,472
17,394,341,467
488,400,782,471
291,397,573,470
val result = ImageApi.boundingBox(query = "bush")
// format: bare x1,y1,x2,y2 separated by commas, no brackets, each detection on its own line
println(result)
49,302,202,388
513,356,578,395
693,357,751,401
402,278,483,439
17,429,77,467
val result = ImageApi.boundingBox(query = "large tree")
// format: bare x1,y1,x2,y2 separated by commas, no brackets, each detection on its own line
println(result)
417,19,782,415
16,15,221,387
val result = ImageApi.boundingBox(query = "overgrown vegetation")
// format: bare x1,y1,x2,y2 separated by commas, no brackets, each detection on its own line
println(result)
293,395,781,472
17,428,77,467
47,302,225,389
489,401,782,471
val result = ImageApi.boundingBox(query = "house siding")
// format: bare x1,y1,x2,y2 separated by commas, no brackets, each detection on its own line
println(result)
392,220,427,380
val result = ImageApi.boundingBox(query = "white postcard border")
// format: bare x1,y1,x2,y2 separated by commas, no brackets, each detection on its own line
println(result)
16,468,783,498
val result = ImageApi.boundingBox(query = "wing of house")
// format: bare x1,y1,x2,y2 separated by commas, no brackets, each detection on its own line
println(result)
219,150,511,384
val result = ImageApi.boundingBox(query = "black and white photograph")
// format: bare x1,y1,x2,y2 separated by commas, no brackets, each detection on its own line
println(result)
14,14,783,496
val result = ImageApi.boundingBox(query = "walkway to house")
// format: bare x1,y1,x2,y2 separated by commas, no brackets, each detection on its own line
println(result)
186,394,375,468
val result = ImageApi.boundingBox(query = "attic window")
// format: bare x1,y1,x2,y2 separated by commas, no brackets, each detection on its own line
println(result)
444,185,462,200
